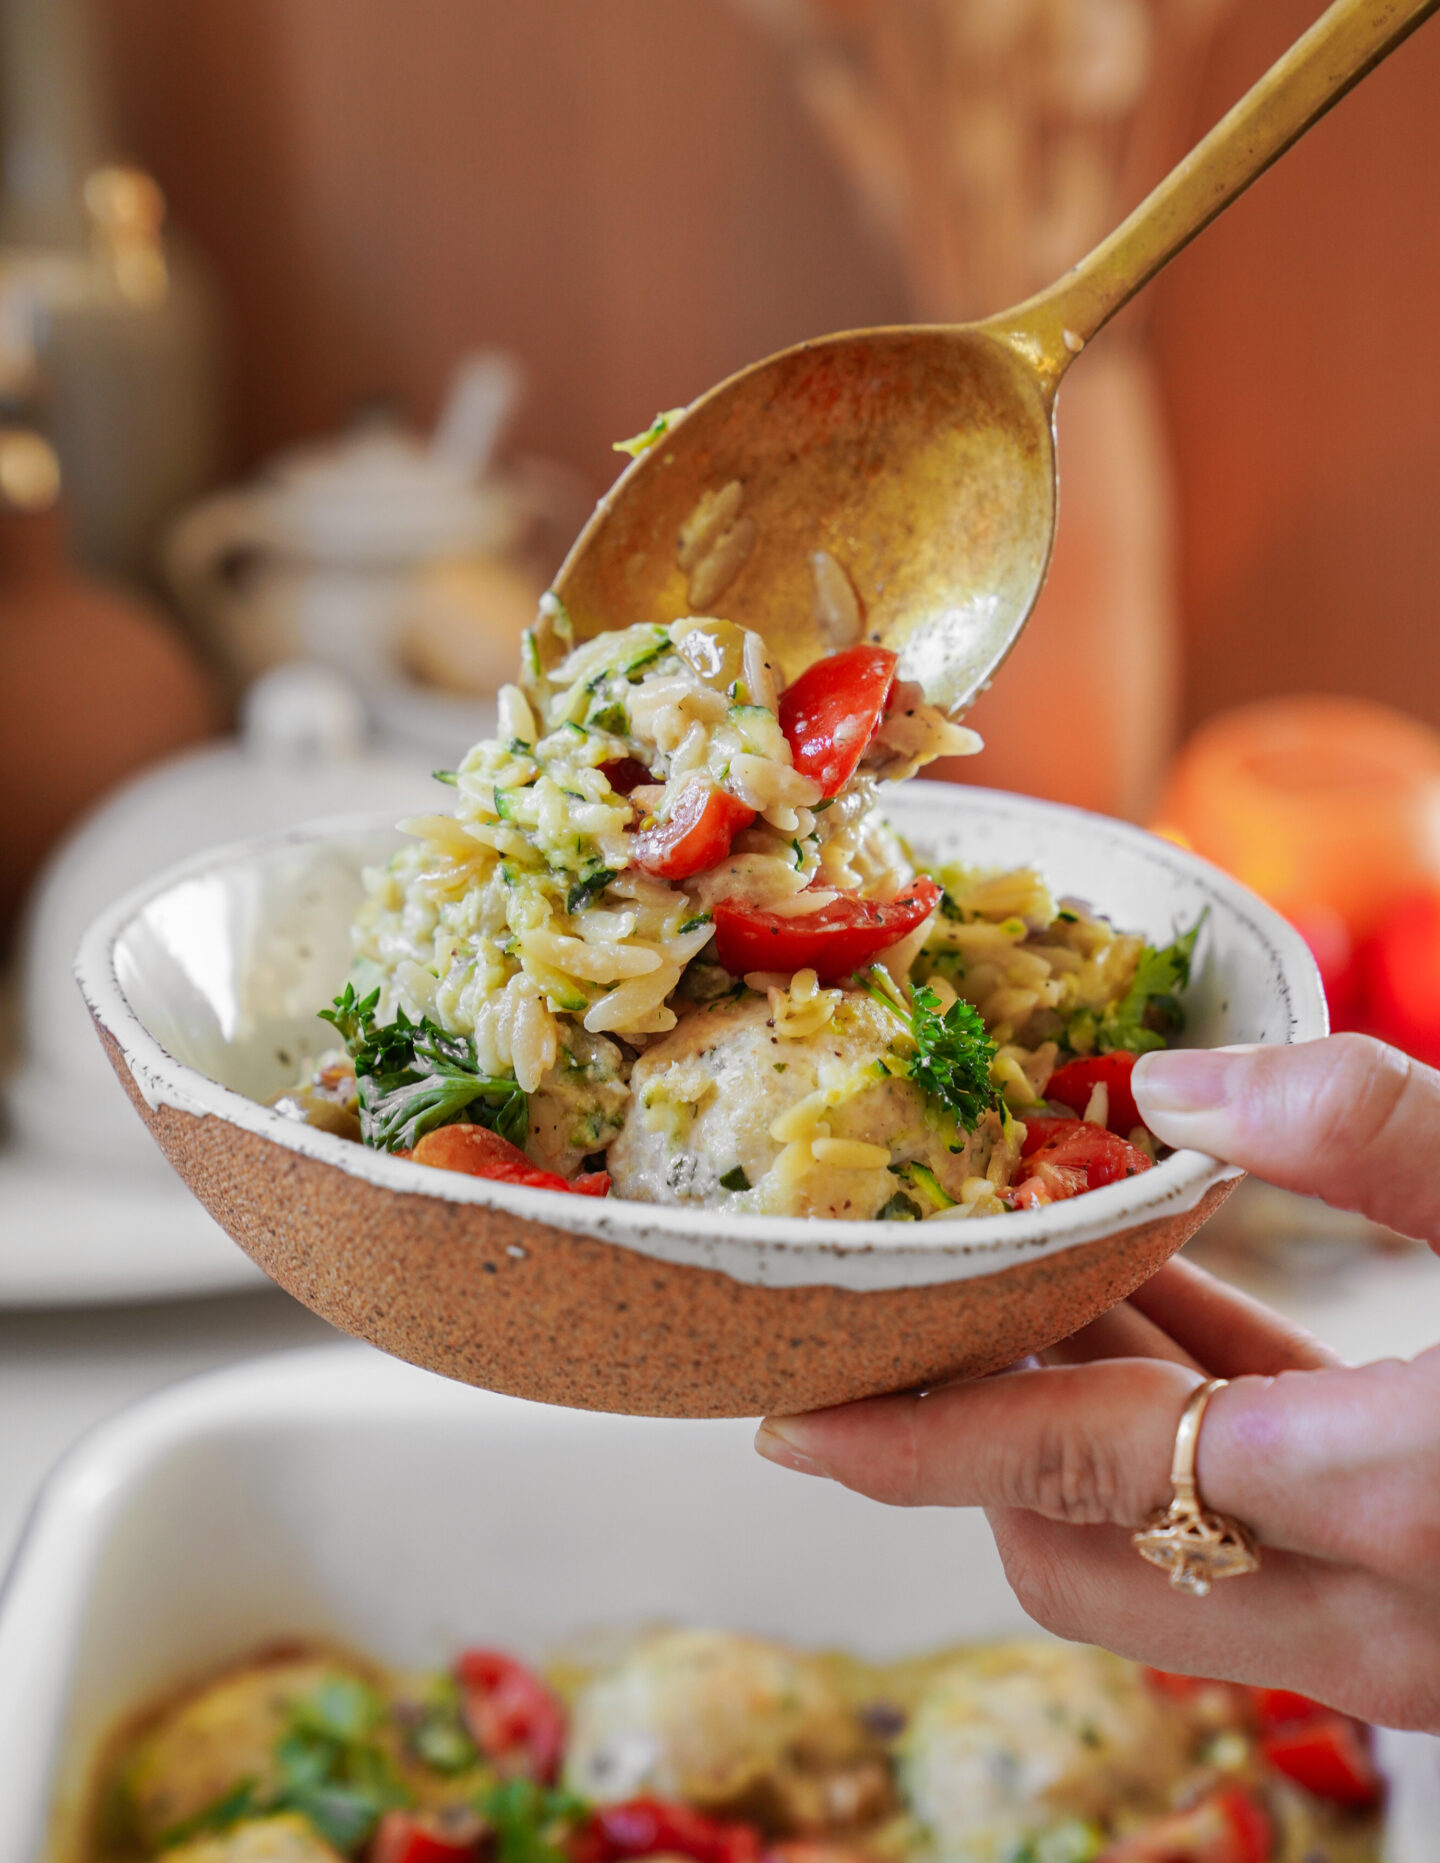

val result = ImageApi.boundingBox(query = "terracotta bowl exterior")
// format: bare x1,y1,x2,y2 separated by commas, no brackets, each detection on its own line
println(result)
78,786,1325,1417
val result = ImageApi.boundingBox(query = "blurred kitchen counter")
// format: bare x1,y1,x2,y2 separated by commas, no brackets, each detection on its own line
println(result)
0,1241,1435,1580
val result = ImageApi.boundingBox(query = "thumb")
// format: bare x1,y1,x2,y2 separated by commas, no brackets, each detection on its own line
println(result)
1132,1034,1440,1247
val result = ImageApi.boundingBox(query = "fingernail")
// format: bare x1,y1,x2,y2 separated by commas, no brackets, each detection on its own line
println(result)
754,1418,830,1478
1132,1044,1259,1115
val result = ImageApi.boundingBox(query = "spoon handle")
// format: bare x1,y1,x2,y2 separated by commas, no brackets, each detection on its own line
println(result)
986,0,1439,384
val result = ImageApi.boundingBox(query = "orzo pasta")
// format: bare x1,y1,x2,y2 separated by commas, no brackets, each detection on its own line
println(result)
275,604,1202,1220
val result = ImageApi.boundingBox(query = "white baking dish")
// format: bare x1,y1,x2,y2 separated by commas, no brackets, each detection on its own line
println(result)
1,1345,1435,1863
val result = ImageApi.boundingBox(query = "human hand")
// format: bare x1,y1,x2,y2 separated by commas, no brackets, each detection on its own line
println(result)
754,1035,1440,1731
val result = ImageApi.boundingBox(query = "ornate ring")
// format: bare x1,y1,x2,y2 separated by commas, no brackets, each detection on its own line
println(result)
1132,1378,1260,1597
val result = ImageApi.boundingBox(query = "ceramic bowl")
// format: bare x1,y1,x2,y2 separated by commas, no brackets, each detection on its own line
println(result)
76,783,1327,1417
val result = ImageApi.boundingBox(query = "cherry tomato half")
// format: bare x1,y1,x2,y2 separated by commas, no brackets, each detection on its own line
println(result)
1099,1785,1272,1862
778,645,898,797
1012,1121,1152,1208
629,780,756,881
455,1647,567,1783
1046,1051,1142,1136
1260,1714,1384,1808
371,1811,486,1863
1247,1686,1330,1735
712,878,941,984
571,1799,762,1863
402,1126,610,1197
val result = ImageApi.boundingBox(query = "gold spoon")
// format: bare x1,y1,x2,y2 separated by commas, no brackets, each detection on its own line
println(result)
554,0,1437,717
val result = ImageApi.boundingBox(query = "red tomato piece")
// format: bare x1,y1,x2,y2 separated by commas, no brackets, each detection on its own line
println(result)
371,1812,485,1863
712,878,941,984
599,756,654,796
629,780,756,881
403,1126,608,1197
1100,1786,1273,1862
1247,1686,1330,1734
572,1800,763,1863
1017,1112,1081,1158
1013,1121,1153,1207
455,1647,567,1783
1046,1051,1143,1136
765,1847,872,1863
778,644,898,797
1261,1714,1384,1808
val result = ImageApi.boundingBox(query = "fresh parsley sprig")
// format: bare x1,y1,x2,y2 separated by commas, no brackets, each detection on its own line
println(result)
320,985,528,1154
863,967,998,1133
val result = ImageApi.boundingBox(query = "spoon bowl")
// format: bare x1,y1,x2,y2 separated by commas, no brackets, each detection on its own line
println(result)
557,328,1054,716
557,0,1438,711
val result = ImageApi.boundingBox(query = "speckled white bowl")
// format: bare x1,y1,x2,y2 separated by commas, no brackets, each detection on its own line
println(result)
76,783,1327,1416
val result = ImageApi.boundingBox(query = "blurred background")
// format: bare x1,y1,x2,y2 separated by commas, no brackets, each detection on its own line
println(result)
3,0,1440,1489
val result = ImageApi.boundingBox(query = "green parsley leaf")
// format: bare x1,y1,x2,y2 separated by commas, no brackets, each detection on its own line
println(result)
320,985,528,1154
863,968,998,1133
478,1782,585,1863
678,912,712,935
719,1165,750,1192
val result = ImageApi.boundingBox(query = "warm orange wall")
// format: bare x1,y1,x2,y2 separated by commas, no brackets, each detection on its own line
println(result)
97,0,1440,734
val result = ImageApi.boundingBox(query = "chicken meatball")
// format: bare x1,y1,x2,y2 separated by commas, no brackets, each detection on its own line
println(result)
606,993,1007,1219
898,1643,1187,1859
562,1630,890,1834
116,1656,373,1849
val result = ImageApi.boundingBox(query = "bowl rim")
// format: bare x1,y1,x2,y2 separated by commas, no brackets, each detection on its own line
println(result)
74,783,1327,1292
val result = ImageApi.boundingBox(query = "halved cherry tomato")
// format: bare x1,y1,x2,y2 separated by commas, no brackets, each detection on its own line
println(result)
1100,1785,1272,1862
765,1847,871,1863
1012,1121,1152,1208
629,780,756,880
403,1126,610,1197
1046,1051,1143,1136
456,1647,567,1783
371,1811,486,1863
1247,1686,1330,1735
599,756,654,797
571,1800,762,1863
778,644,898,797
1017,1112,1080,1157
712,878,941,984
1260,1714,1383,1808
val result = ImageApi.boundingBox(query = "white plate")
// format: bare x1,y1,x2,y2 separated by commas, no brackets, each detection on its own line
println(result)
0,1138,266,1307
0,1346,1434,1863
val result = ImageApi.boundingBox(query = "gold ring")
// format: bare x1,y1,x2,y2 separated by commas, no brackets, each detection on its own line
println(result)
1132,1377,1260,1596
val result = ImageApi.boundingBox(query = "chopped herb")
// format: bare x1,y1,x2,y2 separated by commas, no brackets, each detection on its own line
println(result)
320,985,528,1154
773,1062,787,1074
878,1192,922,1222
612,407,686,457
939,888,963,922
863,968,998,1133
566,869,617,914
812,797,834,813
508,738,533,756
1057,908,1079,923
719,1165,751,1192
1093,914,1205,1057
790,838,806,870
678,912,712,934
157,1779,262,1849
432,769,458,787
478,1781,585,1863
563,720,588,739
